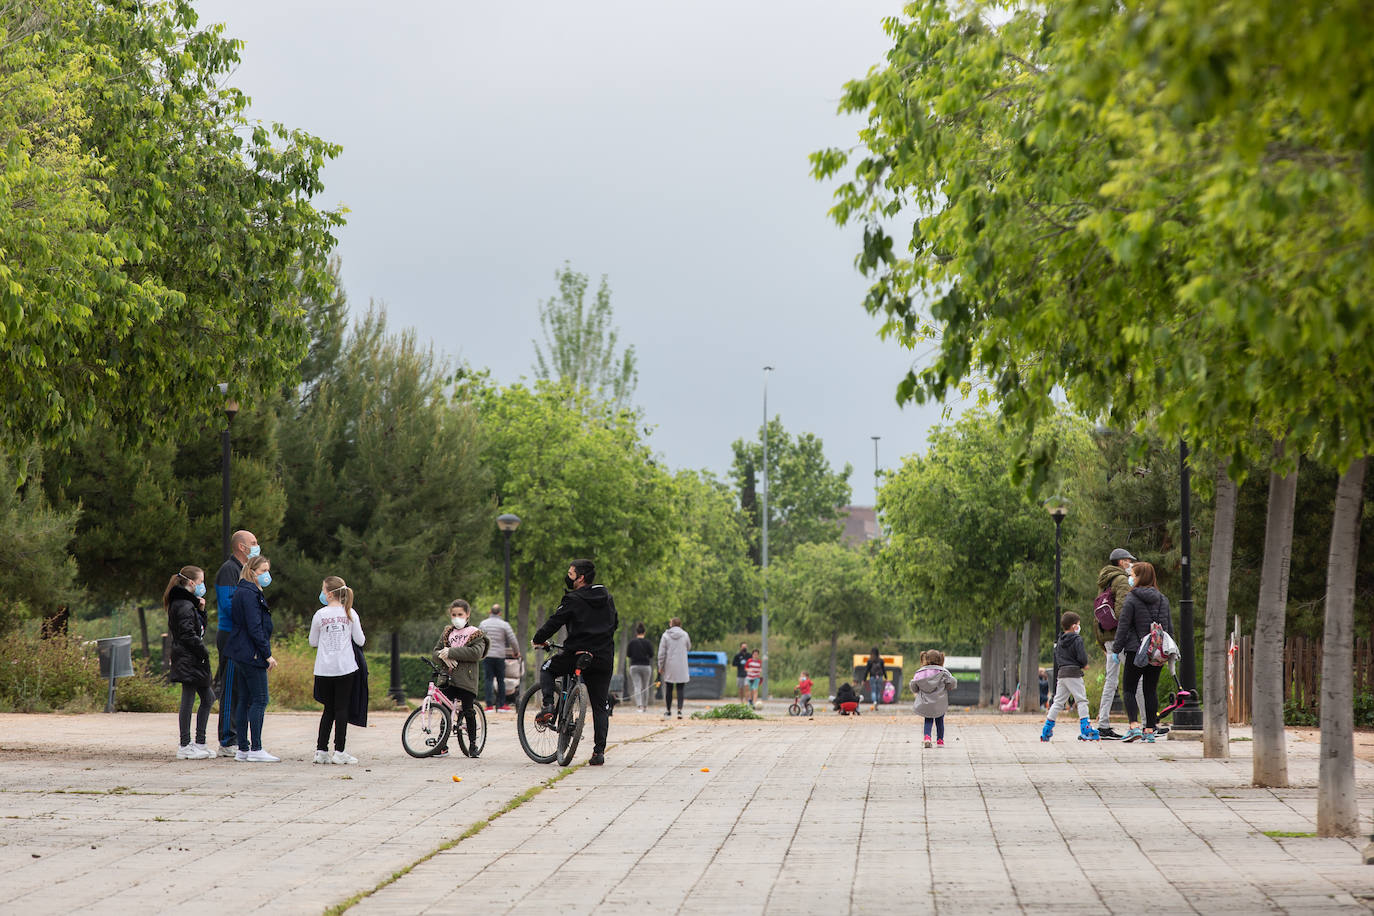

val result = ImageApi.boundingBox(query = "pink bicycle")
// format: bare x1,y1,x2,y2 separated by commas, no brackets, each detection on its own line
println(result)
401,661,488,758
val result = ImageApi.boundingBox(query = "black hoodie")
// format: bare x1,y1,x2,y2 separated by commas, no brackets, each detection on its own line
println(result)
532,584,618,657
1112,586,1173,656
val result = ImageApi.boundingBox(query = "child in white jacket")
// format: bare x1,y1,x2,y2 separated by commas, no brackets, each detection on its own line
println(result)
910,650,957,748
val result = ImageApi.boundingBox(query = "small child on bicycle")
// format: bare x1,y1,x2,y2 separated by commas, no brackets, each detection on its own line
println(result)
910,649,957,748
430,599,489,758
796,671,813,714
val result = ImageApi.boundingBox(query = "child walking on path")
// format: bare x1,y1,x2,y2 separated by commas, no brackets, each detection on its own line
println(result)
1041,612,1100,741
744,650,763,709
309,576,365,764
911,650,957,748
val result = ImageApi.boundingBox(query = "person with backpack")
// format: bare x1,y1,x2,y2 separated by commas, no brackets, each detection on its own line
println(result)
1111,561,1174,743
1093,547,1146,739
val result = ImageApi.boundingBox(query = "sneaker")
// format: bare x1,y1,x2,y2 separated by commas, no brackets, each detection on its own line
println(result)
1154,725,1170,737
234,749,249,761
245,749,280,762
1143,731,1156,743
331,750,358,765
1122,727,1144,743
498,705,512,712
936,739,944,747
536,706,557,726
435,746,450,758
677,711,683,719
1098,726,1122,740
465,744,480,759
664,710,672,717
485,704,495,711
313,750,332,765
589,752,605,766
192,743,216,758
177,744,209,759
923,735,932,749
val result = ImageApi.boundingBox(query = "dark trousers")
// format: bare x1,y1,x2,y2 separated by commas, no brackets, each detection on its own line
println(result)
1122,658,1163,729
214,630,236,747
540,652,613,755
664,682,685,712
439,685,477,748
316,672,356,752
178,682,213,746
232,664,269,752
482,657,506,707
923,715,945,741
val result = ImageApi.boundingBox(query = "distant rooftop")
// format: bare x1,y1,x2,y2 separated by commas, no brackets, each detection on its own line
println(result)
840,505,878,544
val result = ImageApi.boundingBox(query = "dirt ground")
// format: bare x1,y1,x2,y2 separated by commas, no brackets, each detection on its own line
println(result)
1290,726,1374,764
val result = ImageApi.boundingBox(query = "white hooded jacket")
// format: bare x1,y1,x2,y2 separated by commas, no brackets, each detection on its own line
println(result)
657,626,692,684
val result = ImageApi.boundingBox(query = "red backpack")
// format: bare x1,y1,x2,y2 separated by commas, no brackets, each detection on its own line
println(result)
1093,589,1118,630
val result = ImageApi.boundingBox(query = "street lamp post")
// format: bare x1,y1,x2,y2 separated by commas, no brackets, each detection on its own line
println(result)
496,514,521,622
218,383,239,562
761,366,773,701
1048,504,1068,702
1175,439,1202,729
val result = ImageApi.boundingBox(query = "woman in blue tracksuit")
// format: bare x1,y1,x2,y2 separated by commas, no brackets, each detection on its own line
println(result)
226,554,280,762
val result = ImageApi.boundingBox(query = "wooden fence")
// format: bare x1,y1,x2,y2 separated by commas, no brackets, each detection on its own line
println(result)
1228,627,1374,724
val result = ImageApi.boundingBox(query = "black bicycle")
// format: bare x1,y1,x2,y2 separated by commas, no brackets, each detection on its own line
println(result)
516,642,589,766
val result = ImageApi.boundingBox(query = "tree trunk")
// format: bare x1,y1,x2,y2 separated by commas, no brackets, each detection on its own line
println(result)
979,634,994,707
828,627,839,697
1004,626,1019,705
1319,457,1367,836
1020,617,1040,714
1203,466,1237,758
987,626,1003,705
1253,445,1299,788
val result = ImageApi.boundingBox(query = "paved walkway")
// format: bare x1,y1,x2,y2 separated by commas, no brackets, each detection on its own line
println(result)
3,707,1374,914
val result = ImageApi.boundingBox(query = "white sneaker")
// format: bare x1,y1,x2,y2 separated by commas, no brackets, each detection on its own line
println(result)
245,749,280,762
192,743,216,759
234,749,249,761
331,750,357,765
313,750,332,765
177,744,209,759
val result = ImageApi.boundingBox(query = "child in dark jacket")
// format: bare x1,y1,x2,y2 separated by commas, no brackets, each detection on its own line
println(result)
1040,612,1099,741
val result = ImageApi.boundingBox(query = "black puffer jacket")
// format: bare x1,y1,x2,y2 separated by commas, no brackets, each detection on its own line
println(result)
1111,586,1173,656
167,585,212,687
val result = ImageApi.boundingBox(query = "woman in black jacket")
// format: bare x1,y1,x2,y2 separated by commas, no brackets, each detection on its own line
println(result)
1110,562,1173,743
165,566,215,759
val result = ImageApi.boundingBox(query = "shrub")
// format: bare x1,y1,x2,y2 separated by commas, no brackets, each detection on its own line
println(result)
0,633,176,712
267,633,410,712
691,703,762,720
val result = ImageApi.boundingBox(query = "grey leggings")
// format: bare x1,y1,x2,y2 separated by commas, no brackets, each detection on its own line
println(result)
179,682,213,746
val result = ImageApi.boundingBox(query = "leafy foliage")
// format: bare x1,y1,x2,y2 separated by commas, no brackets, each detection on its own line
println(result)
0,450,80,632
532,262,638,412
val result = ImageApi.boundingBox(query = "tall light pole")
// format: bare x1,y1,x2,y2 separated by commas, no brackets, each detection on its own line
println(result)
218,383,238,562
1048,504,1068,702
1175,439,1201,729
871,436,881,509
496,513,521,622
761,365,773,700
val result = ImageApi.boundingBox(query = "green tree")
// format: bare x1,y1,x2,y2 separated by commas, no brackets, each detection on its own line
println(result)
770,541,892,696
731,419,852,563
0,450,80,633
532,263,638,411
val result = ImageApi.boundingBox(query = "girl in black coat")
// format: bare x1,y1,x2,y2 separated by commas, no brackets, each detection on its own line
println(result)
165,566,215,759
1110,561,1173,742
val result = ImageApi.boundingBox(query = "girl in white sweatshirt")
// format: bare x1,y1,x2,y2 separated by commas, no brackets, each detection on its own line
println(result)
309,576,366,764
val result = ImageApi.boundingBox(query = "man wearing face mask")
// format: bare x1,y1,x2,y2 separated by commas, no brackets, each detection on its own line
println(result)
214,529,259,750
532,559,618,766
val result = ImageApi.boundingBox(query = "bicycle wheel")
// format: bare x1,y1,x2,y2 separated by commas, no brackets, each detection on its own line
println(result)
455,702,488,757
556,682,589,766
516,683,558,764
401,701,451,758
787,702,801,717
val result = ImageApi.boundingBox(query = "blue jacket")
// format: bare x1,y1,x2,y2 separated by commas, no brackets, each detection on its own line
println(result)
225,580,273,668
215,556,243,633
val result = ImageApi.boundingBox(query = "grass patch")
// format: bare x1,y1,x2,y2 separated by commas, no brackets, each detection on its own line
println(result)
1230,736,1253,742
1263,830,1316,839
691,703,762,720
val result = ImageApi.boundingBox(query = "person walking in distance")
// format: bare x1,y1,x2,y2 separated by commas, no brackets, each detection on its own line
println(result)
478,603,518,711
1040,612,1100,742
732,642,751,703
744,650,763,708
1095,547,1146,739
657,617,692,718
166,566,214,759
532,560,619,765
214,529,258,751
309,576,365,764
863,647,887,712
627,623,654,712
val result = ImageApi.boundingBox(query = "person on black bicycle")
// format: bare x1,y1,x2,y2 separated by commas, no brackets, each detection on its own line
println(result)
532,559,618,766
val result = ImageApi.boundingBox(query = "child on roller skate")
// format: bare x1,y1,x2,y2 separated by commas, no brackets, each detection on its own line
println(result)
1040,612,1099,742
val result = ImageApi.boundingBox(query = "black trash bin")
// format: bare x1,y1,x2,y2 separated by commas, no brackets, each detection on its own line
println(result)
683,651,728,699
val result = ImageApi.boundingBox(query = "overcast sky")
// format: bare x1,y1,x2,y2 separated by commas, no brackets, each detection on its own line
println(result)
195,0,955,501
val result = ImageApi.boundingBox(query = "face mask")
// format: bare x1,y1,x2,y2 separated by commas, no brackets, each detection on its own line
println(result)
564,575,576,590
319,591,330,605
193,583,206,598
256,571,272,589
451,616,467,628
247,545,261,559
1128,575,1136,587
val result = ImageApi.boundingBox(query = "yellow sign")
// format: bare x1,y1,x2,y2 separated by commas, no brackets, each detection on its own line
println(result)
851,654,903,669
